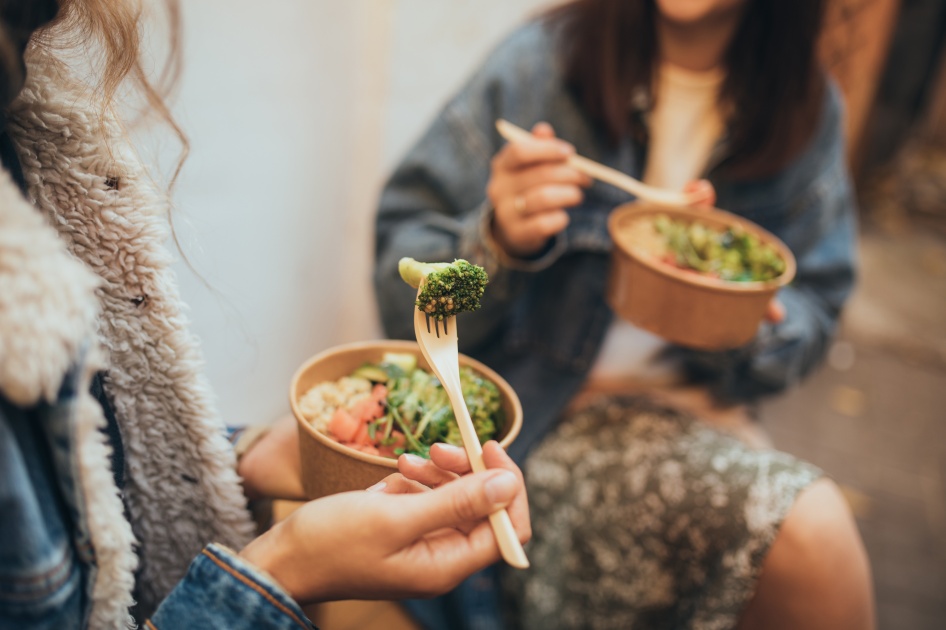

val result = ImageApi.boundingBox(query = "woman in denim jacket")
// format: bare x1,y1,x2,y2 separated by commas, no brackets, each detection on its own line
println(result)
374,0,873,628
0,2,531,628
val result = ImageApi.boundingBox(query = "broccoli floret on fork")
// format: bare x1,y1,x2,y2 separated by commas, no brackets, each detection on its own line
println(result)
398,257,488,336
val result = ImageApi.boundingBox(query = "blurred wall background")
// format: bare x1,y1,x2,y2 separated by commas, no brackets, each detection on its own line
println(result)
160,0,548,427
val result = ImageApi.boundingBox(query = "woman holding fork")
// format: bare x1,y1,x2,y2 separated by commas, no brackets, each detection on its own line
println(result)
373,0,873,628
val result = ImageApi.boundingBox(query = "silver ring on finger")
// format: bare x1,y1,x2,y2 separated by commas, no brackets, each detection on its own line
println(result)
513,194,526,215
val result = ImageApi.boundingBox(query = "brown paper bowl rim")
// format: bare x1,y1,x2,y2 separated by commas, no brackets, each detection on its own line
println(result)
289,339,523,468
608,203,797,293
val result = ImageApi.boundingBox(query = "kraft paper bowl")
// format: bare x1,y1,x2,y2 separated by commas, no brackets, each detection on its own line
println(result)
290,339,522,500
607,202,796,350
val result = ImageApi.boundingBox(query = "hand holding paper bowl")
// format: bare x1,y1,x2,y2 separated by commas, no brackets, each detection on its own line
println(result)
607,201,796,350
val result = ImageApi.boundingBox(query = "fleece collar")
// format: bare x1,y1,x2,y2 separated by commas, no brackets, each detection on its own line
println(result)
0,167,101,406
4,45,254,625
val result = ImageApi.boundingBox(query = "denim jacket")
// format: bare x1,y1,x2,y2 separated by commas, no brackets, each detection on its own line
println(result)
0,6,312,619
374,19,857,462
0,360,314,629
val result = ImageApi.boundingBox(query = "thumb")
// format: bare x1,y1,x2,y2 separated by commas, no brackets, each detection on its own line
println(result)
683,179,716,208
764,298,786,323
397,469,519,539
531,121,557,139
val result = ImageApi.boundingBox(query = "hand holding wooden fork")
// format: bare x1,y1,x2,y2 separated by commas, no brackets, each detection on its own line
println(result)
496,118,697,207
412,292,530,569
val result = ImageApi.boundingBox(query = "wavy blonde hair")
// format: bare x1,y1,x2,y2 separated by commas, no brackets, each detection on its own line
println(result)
36,0,188,183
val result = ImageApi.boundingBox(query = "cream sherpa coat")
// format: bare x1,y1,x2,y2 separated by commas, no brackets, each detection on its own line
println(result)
0,47,255,627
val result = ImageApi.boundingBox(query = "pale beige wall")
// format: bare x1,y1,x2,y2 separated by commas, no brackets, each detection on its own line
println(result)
164,1,549,426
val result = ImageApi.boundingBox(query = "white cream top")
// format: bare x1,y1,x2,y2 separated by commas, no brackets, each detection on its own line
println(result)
590,63,725,382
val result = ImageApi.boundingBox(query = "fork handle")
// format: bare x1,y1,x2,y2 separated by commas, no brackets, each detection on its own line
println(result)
495,118,692,207
489,508,530,569
442,376,530,569
467,443,529,569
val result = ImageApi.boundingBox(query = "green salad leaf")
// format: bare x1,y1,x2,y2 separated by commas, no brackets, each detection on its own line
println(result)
653,214,786,282
351,354,504,458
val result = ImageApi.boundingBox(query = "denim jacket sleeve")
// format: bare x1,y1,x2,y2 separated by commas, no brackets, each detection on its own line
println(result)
373,21,574,352
148,544,314,630
680,83,858,400
1,392,313,630
1,395,87,630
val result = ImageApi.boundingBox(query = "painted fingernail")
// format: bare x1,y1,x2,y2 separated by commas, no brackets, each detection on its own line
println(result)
366,481,386,493
484,471,518,506
435,443,463,454
403,453,427,465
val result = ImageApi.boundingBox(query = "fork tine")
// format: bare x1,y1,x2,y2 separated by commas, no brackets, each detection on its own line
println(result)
436,319,441,338
444,317,449,336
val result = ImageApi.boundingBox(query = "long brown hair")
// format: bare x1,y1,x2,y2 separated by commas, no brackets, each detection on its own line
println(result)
549,0,827,179
32,0,200,275
36,0,188,183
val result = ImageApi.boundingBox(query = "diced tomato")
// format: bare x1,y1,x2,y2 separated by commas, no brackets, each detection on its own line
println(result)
328,407,359,442
379,430,407,458
350,397,384,422
352,422,374,446
371,383,388,400
389,430,406,449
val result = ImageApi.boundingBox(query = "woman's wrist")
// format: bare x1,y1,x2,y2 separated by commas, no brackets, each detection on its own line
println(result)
235,416,306,501
234,425,272,501
233,425,270,470
480,202,562,272
239,521,305,603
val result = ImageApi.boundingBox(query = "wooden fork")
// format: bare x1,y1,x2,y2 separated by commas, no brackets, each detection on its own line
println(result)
413,295,529,569
496,118,695,207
